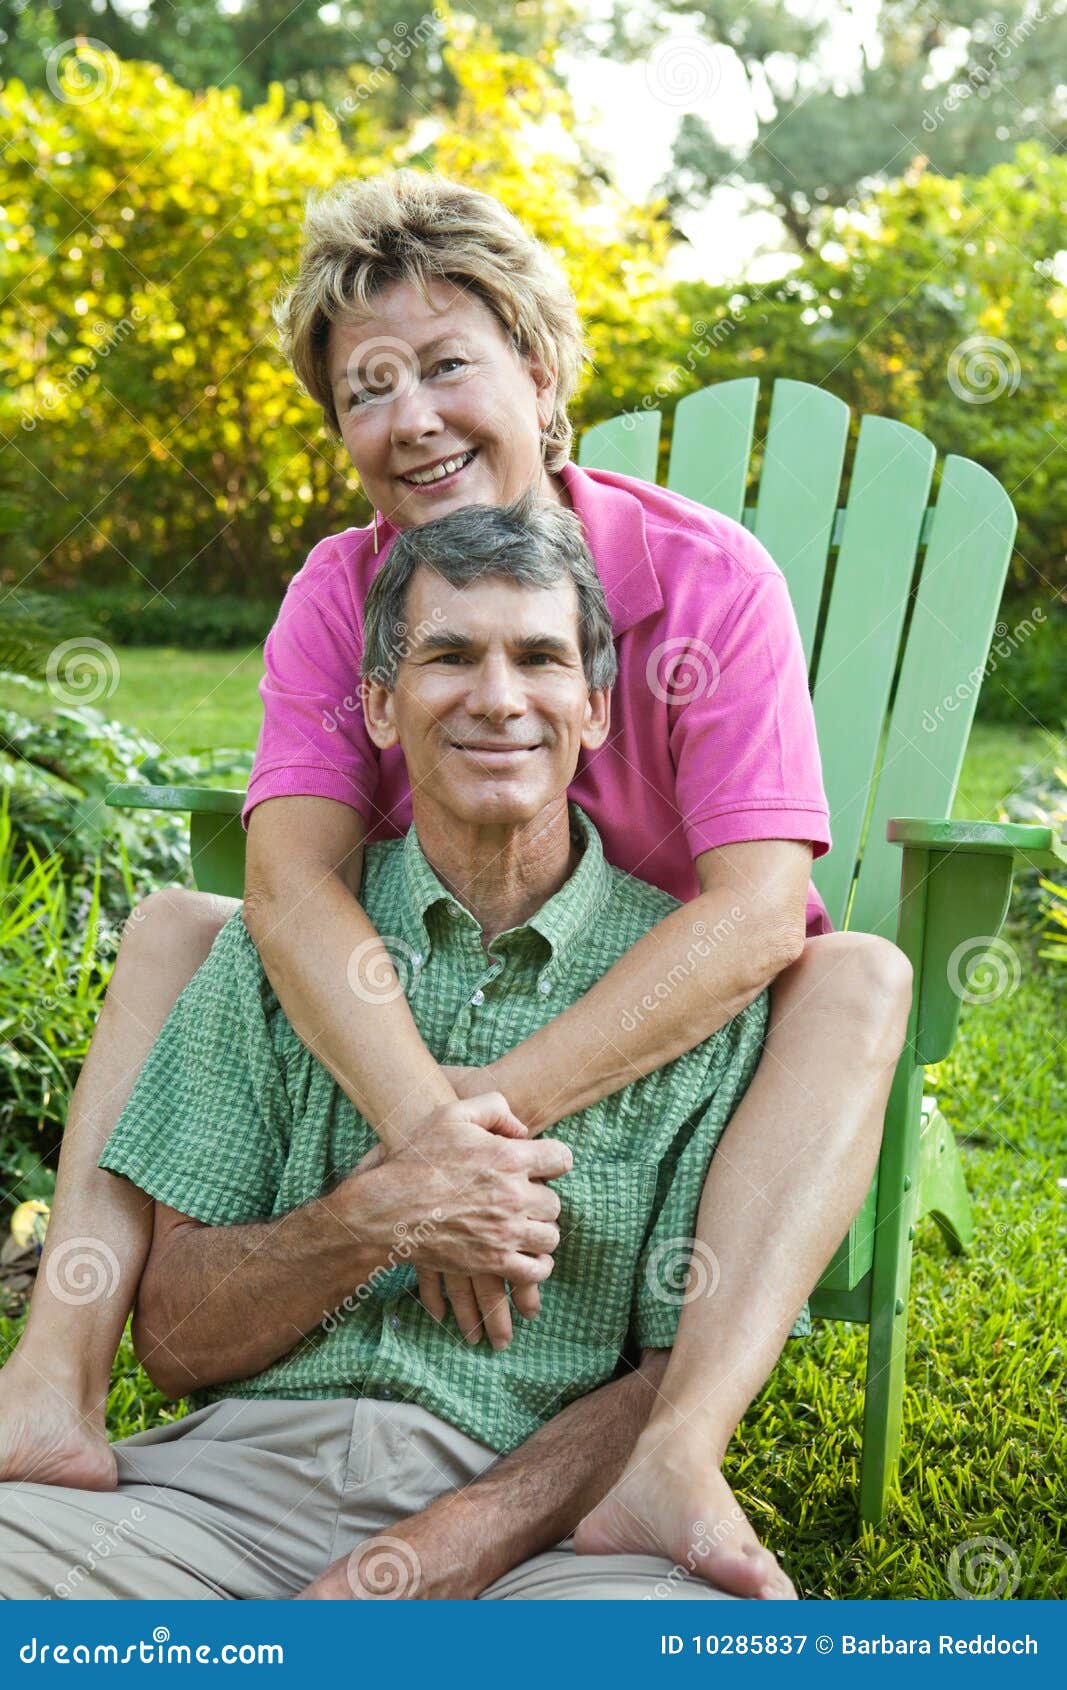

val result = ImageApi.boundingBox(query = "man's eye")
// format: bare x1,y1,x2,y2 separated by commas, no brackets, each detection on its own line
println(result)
433,652,470,664
522,653,554,665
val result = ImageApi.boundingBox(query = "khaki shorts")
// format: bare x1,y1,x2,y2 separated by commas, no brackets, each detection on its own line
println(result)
0,1397,743,1601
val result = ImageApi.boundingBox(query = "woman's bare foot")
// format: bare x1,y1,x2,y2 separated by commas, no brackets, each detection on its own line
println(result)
0,1355,117,1491
574,1437,795,1600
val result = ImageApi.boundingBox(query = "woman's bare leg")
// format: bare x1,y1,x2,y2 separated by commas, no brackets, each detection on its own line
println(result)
575,931,913,1594
0,888,238,1490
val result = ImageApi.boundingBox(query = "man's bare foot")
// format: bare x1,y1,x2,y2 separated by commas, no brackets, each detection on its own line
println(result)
574,1441,795,1600
0,1360,117,1491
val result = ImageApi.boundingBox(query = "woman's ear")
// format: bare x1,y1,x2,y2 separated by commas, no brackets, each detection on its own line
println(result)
525,349,558,427
581,687,612,752
362,676,400,750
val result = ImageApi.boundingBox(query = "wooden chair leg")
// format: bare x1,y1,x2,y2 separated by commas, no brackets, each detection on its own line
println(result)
858,1059,925,1526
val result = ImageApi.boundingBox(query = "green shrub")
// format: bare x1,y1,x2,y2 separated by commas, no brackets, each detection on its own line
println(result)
0,801,111,1201
0,696,250,917
1003,739,1067,959
977,604,1067,729
74,589,276,651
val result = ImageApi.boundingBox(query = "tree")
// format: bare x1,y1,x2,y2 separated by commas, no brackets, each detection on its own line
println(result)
604,1,1067,251
0,0,589,129
0,34,671,597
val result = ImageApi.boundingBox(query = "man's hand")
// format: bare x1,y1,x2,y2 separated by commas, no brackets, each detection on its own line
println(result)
339,1093,569,1296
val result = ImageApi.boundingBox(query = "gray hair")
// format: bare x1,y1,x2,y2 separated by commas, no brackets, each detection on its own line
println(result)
361,493,617,691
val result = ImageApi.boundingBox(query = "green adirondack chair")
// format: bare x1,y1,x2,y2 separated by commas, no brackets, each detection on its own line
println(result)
107,376,1066,1526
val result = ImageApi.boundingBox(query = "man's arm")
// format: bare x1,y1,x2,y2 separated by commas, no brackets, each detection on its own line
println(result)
132,1098,570,1399
297,1349,670,1600
479,838,811,1132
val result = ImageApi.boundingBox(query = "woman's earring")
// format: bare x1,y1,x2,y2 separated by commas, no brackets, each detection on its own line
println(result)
372,508,381,555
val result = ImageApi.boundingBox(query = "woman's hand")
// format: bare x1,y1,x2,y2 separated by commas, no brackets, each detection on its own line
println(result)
419,1074,548,1345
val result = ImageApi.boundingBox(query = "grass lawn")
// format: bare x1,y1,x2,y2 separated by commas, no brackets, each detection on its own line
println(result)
0,646,267,757
1,654,1064,1598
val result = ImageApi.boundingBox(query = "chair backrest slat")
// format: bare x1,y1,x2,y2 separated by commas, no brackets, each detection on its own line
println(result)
575,382,1016,941
849,455,1017,936
666,377,758,523
577,410,661,482
809,416,936,928
750,378,850,664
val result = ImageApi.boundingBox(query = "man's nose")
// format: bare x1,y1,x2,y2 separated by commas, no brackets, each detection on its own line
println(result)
466,655,526,719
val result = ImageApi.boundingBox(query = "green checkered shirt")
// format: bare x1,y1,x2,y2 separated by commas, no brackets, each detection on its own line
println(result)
101,804,795,1456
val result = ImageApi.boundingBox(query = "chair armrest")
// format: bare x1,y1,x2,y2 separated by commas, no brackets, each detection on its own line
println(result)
887,817,1062,1064
105,783,245,817
888,816,1067,871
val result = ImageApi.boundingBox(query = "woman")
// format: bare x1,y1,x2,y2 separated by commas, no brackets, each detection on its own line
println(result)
0,172,912,1596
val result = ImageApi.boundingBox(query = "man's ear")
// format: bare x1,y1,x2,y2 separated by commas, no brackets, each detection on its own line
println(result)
580,687,611,752
362,676,399,750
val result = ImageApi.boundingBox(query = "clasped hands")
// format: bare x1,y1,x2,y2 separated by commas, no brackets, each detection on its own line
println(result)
346,1068,572,1349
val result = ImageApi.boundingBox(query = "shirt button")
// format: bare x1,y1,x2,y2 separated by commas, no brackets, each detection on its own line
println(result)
470,989,485,1006
379,1388,394,1400
390,1314,400,1330
447,905,463,921
537,977,552,995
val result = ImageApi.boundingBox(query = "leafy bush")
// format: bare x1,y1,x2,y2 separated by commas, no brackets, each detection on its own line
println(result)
73,589,275,651
0,801,110,1201
0,695,250,917
1002,740,1067,963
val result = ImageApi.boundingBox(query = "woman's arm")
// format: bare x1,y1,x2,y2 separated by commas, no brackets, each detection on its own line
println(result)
242,795,458,1148
482,838,813,1132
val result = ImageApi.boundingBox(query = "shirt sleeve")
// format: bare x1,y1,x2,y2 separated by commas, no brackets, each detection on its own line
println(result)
97,916,289,1226
630,988,810,1348
241,534,381,828
670,568,832,862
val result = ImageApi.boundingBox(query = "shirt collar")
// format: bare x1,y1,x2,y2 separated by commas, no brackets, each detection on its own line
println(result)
398,803,612,966
367,461,664,638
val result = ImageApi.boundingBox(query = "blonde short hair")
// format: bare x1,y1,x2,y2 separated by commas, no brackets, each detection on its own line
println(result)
273,170,591,472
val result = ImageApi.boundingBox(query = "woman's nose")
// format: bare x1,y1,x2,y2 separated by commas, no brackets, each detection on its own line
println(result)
389,376,441,444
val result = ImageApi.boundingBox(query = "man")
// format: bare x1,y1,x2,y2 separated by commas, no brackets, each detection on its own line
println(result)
0,495,793,1600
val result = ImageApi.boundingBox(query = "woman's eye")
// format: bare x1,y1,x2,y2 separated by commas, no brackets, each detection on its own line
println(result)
433,358,466,376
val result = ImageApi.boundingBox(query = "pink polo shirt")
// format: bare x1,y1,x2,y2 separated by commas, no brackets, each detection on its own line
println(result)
244,460,833,935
